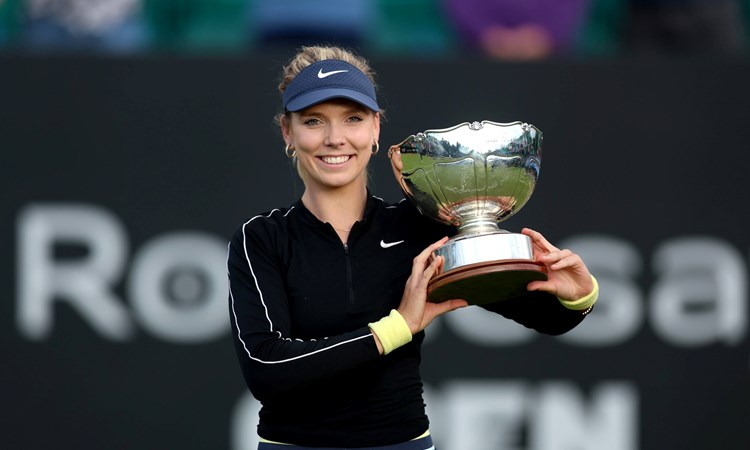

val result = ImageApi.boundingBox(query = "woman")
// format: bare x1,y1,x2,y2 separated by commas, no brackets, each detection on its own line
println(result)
228,45,598,450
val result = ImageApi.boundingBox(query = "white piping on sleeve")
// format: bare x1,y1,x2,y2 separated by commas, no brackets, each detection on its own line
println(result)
242,209,281,332
228,278,253,361
245,334,372,365
229,206,373,365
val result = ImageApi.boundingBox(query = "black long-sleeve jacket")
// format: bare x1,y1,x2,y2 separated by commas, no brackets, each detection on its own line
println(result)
227,194,587,447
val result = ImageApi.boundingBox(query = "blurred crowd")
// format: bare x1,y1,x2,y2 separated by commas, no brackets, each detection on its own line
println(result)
1,0,749,59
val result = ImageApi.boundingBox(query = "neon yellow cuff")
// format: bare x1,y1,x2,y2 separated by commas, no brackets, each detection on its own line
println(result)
368,309,413,355
558,275,599,311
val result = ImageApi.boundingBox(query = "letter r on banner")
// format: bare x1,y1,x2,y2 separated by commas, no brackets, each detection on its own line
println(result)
17,204,133,340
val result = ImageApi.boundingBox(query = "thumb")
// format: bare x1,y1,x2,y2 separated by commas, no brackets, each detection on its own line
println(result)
527,280,550,292
432,299,469,316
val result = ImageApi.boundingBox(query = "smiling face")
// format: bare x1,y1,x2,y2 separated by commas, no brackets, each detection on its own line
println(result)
281,98,380,193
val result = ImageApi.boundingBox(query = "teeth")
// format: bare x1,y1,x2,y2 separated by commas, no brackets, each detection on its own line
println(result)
321,155,350,164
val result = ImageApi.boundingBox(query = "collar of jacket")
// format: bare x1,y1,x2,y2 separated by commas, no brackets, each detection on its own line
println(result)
293,189,381,232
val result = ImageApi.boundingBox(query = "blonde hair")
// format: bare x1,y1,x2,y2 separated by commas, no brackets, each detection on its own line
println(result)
277,45,381,184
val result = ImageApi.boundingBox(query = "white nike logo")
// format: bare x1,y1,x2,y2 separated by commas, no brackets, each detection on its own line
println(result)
380,240,404,249
318,69,349,78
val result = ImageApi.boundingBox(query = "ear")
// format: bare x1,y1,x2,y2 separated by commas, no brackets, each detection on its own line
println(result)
373,112,381,142
280,115,292,145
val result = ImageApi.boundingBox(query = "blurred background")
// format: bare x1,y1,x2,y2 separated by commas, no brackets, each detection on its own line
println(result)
1,1,749,449
0,0,749,57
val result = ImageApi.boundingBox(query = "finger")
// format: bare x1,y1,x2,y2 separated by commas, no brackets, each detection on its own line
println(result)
418,237,449,261
549,255,581,271
523,228,558,253
410,249,433,279
540,249,574,265
420,255,443,286
430,298,469,317
545,251,582,271
413,237,449,271
524,234,548,259
527,280,558,296
522,228,559,253
429,250,447,275
429,236,449,251
388,145,401,160
408,237,449,284
445,298,469,310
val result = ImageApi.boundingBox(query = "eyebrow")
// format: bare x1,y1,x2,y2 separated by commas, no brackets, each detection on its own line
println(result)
300,102,368,116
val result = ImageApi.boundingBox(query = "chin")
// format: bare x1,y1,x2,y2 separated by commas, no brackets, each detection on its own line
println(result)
316,174,366,190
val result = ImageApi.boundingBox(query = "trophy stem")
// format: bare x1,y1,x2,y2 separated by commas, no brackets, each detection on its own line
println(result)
457,217,504,237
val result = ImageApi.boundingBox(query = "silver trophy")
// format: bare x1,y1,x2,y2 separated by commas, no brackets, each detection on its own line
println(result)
391,120,546,305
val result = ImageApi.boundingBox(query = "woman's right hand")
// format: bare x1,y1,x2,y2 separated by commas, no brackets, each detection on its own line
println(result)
397,237,468,334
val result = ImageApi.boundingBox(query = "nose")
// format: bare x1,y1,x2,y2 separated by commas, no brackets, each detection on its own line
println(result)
323,123,346,147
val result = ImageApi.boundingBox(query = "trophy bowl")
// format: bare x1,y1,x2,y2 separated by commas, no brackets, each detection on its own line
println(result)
392,120,547,305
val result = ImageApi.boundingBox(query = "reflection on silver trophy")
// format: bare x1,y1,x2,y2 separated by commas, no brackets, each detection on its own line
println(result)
392,120,547,305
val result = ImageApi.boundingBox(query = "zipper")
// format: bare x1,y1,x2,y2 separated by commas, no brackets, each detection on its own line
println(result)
343,243,355,305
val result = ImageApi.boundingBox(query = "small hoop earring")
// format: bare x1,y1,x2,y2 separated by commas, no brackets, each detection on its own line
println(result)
372,142,380,155
285,144,296,158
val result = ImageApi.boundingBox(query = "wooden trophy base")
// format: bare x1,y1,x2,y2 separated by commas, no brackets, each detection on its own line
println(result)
427,259,548,306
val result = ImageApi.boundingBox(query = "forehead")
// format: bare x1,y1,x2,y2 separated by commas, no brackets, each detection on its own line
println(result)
296,98,371,115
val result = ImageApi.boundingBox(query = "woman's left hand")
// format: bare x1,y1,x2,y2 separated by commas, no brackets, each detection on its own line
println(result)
522,228,594,301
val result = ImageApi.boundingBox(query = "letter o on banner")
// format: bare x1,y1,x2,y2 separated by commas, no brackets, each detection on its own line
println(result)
128,232,229,343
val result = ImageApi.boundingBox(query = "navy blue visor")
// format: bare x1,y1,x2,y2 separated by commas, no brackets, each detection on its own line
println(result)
282,60,379,112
